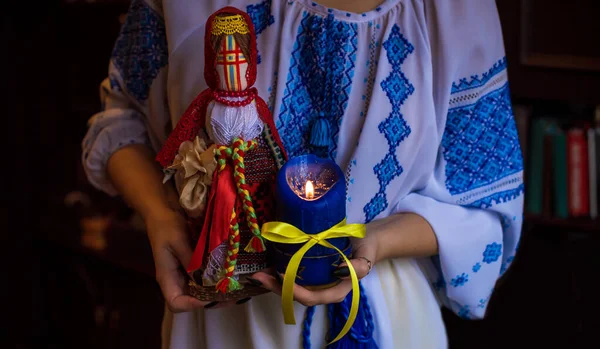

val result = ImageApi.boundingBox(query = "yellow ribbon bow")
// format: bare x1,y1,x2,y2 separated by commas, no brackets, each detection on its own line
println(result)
261,219,366,344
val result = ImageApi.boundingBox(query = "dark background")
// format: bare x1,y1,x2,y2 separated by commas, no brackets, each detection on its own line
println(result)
3,0,600,348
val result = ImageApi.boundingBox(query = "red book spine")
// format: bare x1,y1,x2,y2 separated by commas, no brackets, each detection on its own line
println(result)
567,128,589,217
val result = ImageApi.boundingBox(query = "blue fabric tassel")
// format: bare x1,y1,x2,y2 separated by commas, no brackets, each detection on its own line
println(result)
301,281,377,349
310,113,331,148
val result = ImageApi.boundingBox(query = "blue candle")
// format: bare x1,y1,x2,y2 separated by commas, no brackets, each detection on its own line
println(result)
271,154,351,288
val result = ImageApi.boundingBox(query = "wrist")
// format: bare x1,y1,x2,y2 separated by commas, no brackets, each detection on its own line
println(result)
364,212,438,263
140,181,184,222
143,204,183,224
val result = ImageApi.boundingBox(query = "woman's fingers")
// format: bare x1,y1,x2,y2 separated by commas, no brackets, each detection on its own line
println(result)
250,271,282,295
154,246,206,313
251,267,361,307
332,256,372,280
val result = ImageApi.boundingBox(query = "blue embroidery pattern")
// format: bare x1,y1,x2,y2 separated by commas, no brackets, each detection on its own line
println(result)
500,255,515,275
277,12,358,159
472,263,481,273
469,184,525,209
443,81,523,196
451,57,507,94
111,0,168,102
478,298,488,309
363,25,414,223
360,22,380,121
501,214,511,231
247,0,275,65
433,276,446,291
450,273,469,287
482,242,502,264
458,304,471,319
346,159,357,203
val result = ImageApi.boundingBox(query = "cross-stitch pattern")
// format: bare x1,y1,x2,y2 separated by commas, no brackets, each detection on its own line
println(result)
363,25,414,223
443,67,523,197
277,12,358,160
111,0,168,102
247,0,275,64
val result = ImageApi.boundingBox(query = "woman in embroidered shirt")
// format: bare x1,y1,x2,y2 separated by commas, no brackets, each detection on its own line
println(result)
82,0,524,348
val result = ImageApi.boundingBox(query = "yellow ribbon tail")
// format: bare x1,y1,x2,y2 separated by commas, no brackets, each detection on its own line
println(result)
261,219,366,344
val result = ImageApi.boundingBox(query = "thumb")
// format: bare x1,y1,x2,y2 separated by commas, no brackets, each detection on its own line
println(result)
332,256,372,280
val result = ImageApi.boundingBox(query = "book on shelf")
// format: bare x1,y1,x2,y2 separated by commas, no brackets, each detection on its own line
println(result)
517,102,600,222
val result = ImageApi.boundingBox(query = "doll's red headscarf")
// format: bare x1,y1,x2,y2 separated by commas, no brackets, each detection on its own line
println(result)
204,7,258,91
155,6,283,168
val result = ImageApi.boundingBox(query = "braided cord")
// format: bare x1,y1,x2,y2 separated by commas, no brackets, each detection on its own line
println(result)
302,306,316,349
214,153,242,293
230,139,266,252
214,138,266,293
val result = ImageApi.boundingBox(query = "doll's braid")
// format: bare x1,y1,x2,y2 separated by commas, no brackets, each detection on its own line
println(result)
216,209,242,293
230,138,266,253
214,138,266,293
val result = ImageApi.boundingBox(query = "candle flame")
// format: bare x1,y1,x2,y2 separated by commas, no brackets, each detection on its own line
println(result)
305,180,315,199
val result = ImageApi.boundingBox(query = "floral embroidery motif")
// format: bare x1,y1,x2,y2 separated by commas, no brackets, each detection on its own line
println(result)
458,304,471,319
443,63,523,198
450,273,469,287
433,275,446,291
472,263,481,273
363,25,414,223
277,12,358,160
247,0,275,64
111,0,168,101
482,242,502,264
478,298,488,309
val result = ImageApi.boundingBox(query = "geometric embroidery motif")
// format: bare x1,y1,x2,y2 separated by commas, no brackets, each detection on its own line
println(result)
451,57,508,94
246,0,275,64
468,183,525,209
482,242,502,264
111,0,168,101
363,25,414,223
277,12,358,160
443,77,523,195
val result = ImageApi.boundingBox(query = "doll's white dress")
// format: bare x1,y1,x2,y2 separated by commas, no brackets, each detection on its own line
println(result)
82,0,524,348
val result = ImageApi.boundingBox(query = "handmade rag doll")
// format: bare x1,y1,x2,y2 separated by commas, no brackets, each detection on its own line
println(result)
156,7,286,301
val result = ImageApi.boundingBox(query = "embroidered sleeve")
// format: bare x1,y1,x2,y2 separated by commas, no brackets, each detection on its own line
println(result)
81,0,168,196
392,0,524,319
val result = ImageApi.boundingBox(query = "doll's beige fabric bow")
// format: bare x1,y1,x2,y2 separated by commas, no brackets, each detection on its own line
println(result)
164,137,217,218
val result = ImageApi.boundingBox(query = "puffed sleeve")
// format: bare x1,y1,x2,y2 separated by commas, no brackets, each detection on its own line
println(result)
394,0,524,319
81,0,169,196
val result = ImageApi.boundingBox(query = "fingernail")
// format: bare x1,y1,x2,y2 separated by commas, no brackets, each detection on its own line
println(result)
333,266,350,278
236,297,251,305
246,277,263,287
275,273,283,284
204,301,218,309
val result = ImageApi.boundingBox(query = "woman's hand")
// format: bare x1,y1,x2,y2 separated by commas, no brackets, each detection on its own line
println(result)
107,145,237,312
250,232,378,306
145,209,235,312
250,212,438,306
